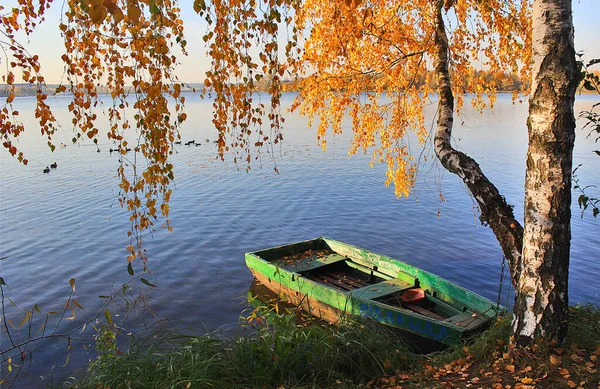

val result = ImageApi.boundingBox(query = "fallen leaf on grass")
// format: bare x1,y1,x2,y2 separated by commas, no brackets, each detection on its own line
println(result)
506,365,515,373
566,380,577,388
570,343,579,351
570,353,583,362
550,354,562,366
520,377,533,384
514,384,533,389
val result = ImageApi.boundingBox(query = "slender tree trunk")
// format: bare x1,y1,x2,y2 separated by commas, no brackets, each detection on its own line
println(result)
512,0,577,345
432,1,524,286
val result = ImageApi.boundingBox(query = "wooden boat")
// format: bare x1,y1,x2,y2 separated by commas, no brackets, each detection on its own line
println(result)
245,237,503,345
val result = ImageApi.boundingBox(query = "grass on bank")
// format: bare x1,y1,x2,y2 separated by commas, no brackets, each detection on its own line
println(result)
67,312,418,389
67,304,599,389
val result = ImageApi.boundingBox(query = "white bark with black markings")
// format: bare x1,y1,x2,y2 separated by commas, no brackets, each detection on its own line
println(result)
512,0,577,345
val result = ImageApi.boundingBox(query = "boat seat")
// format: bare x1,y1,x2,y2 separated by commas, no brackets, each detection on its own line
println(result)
349,278,413,300
278,253,347,272
442,311,489,331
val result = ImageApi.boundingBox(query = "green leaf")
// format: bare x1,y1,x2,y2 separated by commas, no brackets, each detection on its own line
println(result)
34,304,41,313
104,309,113,326
0,256,8,260
593,208,599,218
140,278,157,287
193,0,206,13
583,79,596,91
149,0,160,15
578,194,589,209
588,58,600,66
127,262,134,276
0,277,6,286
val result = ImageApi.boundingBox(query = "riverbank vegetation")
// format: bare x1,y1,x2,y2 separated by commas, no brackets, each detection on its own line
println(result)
64,304,599,389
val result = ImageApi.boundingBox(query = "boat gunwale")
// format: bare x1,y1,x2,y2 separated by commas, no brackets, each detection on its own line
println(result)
247,237,503,312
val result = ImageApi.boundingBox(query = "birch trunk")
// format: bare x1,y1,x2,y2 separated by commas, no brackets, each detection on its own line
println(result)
432,1,524,285
512,0,577,345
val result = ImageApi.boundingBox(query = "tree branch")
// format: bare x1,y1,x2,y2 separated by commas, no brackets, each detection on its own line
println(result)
431,1,523,287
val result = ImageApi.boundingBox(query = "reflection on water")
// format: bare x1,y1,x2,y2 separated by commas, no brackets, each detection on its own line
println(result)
0,93,599,383
247,279,325,328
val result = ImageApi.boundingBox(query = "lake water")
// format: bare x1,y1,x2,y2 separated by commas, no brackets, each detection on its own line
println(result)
1,93,598,385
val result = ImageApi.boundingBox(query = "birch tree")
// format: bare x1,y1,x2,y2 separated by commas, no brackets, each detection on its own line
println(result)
513,0,577,344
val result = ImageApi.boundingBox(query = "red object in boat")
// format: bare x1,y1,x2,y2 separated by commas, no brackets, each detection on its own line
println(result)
401,288,425,303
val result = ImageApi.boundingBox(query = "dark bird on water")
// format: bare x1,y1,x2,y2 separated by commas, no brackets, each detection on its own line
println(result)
43,167,50,173
174,141,182,144
50,162,58,169
109,148,131,153
185,140,196,146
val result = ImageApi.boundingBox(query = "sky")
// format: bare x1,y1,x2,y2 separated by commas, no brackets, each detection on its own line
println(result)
3,0,600,84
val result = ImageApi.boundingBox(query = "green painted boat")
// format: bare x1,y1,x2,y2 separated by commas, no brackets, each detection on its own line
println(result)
245,237,503,345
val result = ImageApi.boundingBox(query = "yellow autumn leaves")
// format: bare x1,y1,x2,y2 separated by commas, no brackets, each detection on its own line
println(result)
81,0,141,25
52,0,186,264
286,0,530,198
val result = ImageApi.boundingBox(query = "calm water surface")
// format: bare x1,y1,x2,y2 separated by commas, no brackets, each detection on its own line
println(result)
1,93,598,384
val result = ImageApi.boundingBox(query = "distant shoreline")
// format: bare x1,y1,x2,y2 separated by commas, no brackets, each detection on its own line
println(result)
1,84,597,97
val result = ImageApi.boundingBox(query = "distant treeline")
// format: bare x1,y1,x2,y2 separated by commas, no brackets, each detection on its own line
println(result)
3,69,597,97
0,83,204,97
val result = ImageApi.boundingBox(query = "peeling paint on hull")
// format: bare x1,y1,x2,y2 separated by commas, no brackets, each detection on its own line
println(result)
246,237,502,345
